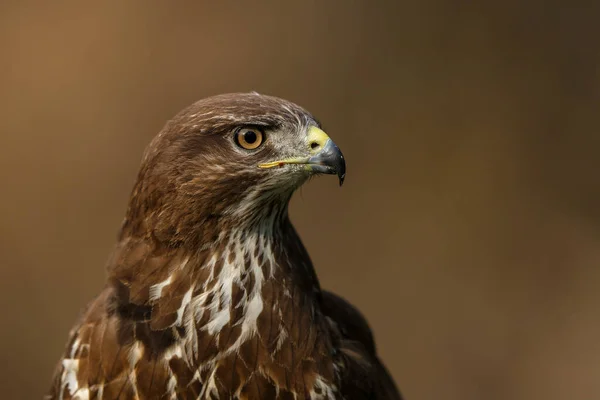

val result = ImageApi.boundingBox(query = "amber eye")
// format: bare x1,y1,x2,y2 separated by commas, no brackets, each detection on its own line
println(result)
235,128,264,150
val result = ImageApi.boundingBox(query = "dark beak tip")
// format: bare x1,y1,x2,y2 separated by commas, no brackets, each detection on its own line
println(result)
337,156,346,187
306,138,346,186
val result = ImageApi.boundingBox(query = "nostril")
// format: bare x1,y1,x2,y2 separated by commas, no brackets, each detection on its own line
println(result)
310,142,320,150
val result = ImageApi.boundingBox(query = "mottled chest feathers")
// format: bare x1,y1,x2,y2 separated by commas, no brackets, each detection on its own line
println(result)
105,229,338,395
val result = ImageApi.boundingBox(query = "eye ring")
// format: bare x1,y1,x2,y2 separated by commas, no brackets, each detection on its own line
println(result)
235,127,264,150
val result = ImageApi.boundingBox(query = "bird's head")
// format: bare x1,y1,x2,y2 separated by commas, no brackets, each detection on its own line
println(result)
123,92,345,246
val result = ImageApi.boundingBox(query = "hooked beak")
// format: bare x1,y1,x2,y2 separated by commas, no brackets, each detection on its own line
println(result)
258,126,346,186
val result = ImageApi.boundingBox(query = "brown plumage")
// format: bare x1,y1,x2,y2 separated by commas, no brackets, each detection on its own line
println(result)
47,93,402,399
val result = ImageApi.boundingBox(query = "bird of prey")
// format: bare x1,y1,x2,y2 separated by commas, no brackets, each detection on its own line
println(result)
47,93,402,399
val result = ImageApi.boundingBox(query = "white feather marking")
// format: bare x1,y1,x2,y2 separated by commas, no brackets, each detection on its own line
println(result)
239,244,265,338
128,341,143,368
73,388,90,400
245,294,263,325
205,248,239,334
149,276,172,302
192,370,201,382
275,328,288,351
310,375,337,399
96,384,104,400
166,374,177,399
238,294,263,344
206,308,230,334
202,367,220,398
69,338,81,358
61,359,79,396
163,344,183,361
174,287,193,326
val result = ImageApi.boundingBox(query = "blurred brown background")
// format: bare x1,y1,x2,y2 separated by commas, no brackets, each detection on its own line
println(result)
1,1,600,399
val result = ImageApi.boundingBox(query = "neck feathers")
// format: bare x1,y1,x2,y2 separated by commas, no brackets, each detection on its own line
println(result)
108,215,323,360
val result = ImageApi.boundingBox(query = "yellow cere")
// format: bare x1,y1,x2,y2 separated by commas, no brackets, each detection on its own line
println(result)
306,126,330,155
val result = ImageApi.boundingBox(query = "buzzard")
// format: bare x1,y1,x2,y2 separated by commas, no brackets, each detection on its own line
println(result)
47,93,402,399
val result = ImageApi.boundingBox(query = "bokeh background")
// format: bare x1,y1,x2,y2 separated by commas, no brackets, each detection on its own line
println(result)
1,1,600,399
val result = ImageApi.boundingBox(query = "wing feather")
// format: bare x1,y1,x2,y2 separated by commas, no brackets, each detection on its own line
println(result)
321,290,403,400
